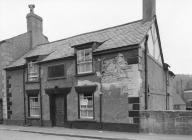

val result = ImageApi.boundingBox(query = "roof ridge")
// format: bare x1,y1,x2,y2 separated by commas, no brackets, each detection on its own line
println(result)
0,32,29,44
36,19,144,47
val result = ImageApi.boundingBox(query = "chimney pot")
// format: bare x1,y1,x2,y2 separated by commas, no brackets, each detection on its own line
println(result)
28,4,35,13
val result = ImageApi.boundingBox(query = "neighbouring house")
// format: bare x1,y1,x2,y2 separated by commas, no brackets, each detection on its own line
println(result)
183,89,192,110
0,5,48,121
3,0,173,132
173,93,186,110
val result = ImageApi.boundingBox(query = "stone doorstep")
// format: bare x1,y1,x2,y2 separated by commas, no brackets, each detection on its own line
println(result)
0,127,135,140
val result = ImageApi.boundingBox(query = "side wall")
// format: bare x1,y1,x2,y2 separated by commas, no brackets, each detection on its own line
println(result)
147,56,166,110
4,69,24,125
0,33,31,119
140,23,167,111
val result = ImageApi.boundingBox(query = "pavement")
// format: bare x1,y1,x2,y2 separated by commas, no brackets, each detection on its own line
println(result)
0,124,192,140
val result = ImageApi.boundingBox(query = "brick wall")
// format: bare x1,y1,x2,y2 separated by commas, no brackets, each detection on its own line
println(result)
140,111,192,135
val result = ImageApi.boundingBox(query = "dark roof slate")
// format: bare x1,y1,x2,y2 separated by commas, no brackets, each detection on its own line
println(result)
6,20,153,69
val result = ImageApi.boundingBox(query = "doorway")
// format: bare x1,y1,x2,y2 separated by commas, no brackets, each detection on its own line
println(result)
50,94,67,126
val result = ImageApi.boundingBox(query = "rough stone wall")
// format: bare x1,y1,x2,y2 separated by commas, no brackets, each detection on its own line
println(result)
140,111,192,135
96,49,141,124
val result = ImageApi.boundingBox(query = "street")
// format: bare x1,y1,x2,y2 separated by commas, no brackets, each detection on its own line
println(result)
0,125,192,140
0,129,100,140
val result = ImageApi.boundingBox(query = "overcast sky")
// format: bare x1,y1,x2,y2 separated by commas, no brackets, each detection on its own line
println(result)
0,0,192,74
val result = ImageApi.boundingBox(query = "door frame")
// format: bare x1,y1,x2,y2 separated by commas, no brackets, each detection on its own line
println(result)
45,87,71,126
49,94,67,126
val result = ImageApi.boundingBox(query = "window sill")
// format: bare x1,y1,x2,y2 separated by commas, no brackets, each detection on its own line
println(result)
47,76,66,81
25,81,40,84
75,118,96,122
76,72,95,77
27,117,40,120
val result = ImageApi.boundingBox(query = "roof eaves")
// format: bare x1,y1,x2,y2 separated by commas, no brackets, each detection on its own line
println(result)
93,43,139,56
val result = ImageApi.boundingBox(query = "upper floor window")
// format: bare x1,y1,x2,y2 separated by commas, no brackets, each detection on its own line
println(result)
48,64,65,79
28,61,39,81
77,48,92,74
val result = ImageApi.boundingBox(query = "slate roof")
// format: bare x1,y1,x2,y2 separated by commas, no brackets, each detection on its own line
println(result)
6,20,153,69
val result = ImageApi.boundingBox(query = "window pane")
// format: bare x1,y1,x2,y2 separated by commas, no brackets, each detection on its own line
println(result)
28,62,39,81
77,50,85,63
77,48,92,74
85,48,92,61
48,64,65,78
127,57,138,65
79,93,93,119
29,96,40,117
77,62,92,74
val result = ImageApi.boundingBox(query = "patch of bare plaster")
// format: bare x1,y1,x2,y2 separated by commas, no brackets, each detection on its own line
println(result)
77,80,101,97
101,53,142,97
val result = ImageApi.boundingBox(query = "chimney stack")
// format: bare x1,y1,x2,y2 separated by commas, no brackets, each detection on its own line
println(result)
143,0,156,21
26,4,43,48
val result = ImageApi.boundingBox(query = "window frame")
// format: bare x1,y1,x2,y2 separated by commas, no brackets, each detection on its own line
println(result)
27,61,39,82
28,95,40,118
47,64,65,80
76,48,93,75
78,93,94,120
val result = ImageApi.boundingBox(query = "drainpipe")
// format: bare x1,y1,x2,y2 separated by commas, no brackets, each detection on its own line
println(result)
144,35,149,110
23,65,26,125
39,64,43,126
165,69,168,110
98,58,103,129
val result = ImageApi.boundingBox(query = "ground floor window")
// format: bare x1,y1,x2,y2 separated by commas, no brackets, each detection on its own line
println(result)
29,96,40,117
79,93,94,119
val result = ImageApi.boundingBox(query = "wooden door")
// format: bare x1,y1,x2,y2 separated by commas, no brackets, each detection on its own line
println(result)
54,95,65,126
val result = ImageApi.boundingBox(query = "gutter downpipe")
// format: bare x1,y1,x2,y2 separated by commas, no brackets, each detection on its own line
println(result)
97,58,103,129
23,65,27,125
39,64,43,126
165,66,168,110
144,35,149,110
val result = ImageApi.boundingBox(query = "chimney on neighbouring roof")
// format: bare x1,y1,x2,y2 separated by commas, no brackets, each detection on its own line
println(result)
143,0,156,21
26,4,44,48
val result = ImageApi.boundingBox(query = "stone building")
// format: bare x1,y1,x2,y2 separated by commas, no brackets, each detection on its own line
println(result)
4,0,173,132
0,5,48,120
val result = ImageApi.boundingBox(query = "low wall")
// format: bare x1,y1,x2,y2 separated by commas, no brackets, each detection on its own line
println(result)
140,111,192,135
